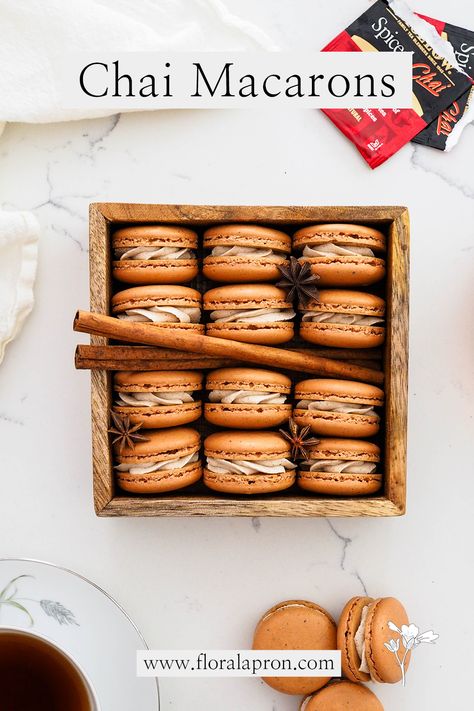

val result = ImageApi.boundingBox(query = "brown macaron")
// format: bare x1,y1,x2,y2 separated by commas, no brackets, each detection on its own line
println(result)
114,371,202,428
112,225,198,284
115,427,201,493
293,223,386,288
300,290,385,349
301,680,384,711
297,438,382,496
203,430,296,494
293,379,384,438
252,600,337,695
205,367,292,429
203,223,291,282
111,285,204,333
204,284,295,345
338,596,410,684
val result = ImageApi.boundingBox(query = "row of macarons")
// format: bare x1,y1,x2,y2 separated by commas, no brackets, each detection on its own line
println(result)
112,222,387,288
111,284,386,349
252,595,414,709
113,368,384,439
114,427,382,497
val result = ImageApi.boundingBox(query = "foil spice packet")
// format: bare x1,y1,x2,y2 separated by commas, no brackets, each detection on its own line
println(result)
413,15,474,150
321,0,474,168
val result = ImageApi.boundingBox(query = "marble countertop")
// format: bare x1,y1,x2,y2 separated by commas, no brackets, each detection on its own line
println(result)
1,0,473,708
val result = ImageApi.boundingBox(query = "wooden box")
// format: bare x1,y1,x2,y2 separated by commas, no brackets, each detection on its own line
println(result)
88,203,409,517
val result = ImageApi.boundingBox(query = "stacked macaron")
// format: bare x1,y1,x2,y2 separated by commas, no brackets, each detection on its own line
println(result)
111,285,204,332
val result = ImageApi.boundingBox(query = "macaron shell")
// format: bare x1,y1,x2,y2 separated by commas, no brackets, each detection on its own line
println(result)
300,322,385,349
307,438,380,462
364,598,411,683
204,430,290,460
206,367,291,392
303,289,385,316
115,370,203,391
298,470,382,496
293,224,386,251
301,680,384,710
295,379,384,405
252,600,337,695
113,259,198,285
203,255,288,283
205,402,291,429
112,284,201,312
299,256,385,288
203,284,291,310
337,596,374,683
207,321,294,345
204,223,291,251
203,468,295,494
293,409,380,438
117,461,202,493
114,401,202,429
116,426,200,464
112,224,198,248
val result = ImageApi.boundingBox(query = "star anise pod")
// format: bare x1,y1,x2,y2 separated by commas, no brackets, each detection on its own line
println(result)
276,256,320,307
279,418,320,461
108,411,149,452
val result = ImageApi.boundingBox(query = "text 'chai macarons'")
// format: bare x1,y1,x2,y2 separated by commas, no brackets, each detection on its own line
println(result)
203,430,296,494
112,224,198,284
293,379,384,438
114,370,202,428
293,223,386,287
204,284,295,345
337,596,410,684
300,289,385,348
112,285,204,333
115,427,201,494
205,367,292,429
297,438,382,496
203,223,291,282
301,680,384,711
252,600,337,695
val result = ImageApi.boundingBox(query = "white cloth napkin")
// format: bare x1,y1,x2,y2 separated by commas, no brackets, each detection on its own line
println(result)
0,0,275,133
0,211,39,364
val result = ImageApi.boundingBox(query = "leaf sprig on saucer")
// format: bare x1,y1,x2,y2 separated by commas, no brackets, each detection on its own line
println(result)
276,256,320,307
108,411,149,452
279,418,320,461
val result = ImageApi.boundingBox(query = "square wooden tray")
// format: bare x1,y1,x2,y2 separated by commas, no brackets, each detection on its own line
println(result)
89,203,409,517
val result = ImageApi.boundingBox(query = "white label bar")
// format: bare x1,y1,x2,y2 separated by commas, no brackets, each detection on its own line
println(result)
56,52,413,109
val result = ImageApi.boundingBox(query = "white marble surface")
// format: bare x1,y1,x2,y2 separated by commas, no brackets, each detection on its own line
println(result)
1,1,474,709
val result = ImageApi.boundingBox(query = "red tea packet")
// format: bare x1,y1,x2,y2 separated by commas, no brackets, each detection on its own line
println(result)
321,0,473,168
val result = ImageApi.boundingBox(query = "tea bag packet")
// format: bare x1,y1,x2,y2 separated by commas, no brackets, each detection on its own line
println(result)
413,15,474,150
321,0,474,168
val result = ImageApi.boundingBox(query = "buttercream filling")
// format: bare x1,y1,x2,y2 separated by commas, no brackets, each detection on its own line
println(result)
302,311,383,326
354,605,370,674
210,308,295,324
206,457,296,475
116,451,199,475
210,246,283,258
208,389,287,405
116,391,194,407
303,243,375,257
304,459,377,474
117,306,201,324
297,400,377,416
116,246,194,260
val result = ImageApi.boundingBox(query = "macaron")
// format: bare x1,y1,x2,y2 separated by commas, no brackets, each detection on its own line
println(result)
204,284,295,345
111,285,204,333
203,223,291,282
252,600,337,695
293,379,384,438
112,225,198,284
205,367,292,429
115,427,201,493
293,223,386,287
301,680,383,711
297,438,382,496
203,430,296,494
337,596,410,684
114,371,202,428
300,290,385,349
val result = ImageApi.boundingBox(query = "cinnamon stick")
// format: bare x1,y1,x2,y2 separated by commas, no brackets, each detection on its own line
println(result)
75,344,382,372
74,311,384,385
